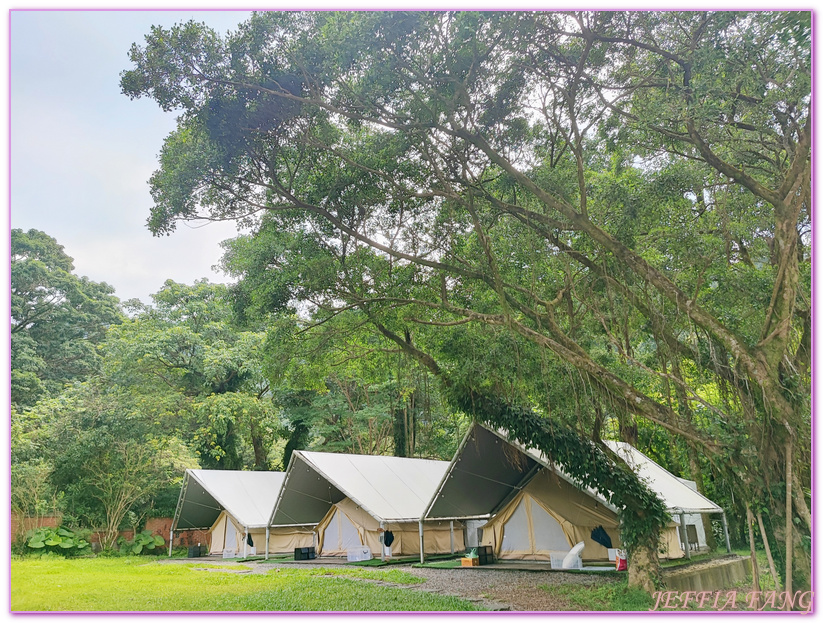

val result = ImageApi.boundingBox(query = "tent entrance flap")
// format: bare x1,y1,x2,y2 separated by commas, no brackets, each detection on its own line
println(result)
495,493,571,560
318,506,362,556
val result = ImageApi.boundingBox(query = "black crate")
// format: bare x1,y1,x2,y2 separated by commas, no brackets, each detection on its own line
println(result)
294,546,316,560
475,545,494,565
187,546,201,558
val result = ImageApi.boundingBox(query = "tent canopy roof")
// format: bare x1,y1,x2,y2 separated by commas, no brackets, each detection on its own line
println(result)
270,451,451,526
424,423,610,520
173,469,286,531
425,423,723,521
603,441,722,514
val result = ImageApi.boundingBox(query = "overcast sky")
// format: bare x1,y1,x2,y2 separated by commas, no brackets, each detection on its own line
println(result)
10,10,254,304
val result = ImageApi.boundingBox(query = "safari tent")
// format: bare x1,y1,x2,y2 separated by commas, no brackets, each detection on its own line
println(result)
171,469,314,557
424,423,728,563
603,440,728,556
269,451,464,558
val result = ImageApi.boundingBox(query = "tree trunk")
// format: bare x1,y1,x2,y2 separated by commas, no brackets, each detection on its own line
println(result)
746,504,761,606
756,511,781,591
792,472,812,533
784,439,793,609
393,405,408,457
628,544,659,593
249,419,268,469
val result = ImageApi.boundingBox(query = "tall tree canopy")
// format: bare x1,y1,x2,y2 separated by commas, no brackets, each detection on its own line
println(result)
11,229,123,408
122,11,810,590
104,279,279,470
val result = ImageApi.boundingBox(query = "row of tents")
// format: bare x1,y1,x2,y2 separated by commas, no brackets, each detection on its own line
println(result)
171,422,731,563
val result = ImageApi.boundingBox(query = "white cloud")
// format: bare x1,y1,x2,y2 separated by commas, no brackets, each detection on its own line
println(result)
69,220,240,303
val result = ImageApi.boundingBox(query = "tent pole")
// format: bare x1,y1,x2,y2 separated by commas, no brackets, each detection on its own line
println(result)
418,520,425,564
679,513,691,559
449,521,454,554
168,529,174,557
380,521,385,562
244,528,248,559
265,527,270,560
721,511,732,553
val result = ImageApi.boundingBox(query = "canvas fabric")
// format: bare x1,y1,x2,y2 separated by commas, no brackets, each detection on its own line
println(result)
316,504,364,556
315,498,464,556
209,511,313,555
479,469,685,561
480,469,622,561
660,523,686,559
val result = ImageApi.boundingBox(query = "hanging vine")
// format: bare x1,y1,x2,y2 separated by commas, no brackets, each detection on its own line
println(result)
446,384,670,567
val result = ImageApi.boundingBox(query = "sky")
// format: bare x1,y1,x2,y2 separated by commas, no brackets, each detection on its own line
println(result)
6,4,812,306
9,10,256,305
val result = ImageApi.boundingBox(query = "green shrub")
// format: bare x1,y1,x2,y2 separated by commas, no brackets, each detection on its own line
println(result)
117,530,166,555
25,527,91,557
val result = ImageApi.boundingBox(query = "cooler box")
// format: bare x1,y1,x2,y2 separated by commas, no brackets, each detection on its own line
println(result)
346,547,372,562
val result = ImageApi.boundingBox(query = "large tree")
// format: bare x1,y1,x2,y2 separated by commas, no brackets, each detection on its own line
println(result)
104,279,280,470
122,11,810,591
11,229,123,408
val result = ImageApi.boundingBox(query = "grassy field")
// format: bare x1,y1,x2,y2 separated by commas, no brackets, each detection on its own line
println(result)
11,556,484,612
539,580,656,611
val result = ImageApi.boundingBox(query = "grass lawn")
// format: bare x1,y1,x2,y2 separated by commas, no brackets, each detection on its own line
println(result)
539,580,657,611
11,556,484,612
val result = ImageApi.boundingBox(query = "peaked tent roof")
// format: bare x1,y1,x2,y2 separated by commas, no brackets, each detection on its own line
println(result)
602,441,722,514
173,469,286,531
270,451,452,526
425,422,723,521
424,423,614,521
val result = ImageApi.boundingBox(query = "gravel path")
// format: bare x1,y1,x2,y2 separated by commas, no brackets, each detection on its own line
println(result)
398,565,614,611
167,559,616,611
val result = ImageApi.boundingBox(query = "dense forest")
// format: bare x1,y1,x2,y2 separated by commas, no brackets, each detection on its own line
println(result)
11,228,465,548
12,11,810,594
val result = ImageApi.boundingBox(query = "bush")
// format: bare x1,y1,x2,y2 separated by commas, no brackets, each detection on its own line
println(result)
117,530,166,555
26,526,91,557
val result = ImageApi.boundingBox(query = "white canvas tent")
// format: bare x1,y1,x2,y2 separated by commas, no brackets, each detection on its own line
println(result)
424,423,728,563
270,451,464,558
424,423,627,562
172,469,314,557
479,468,623,562
603,441,728,557
677,478,708,547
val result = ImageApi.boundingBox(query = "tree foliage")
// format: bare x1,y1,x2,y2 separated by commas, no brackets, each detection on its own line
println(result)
122,11,810,590
10,229,123,408
104,279,279,469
